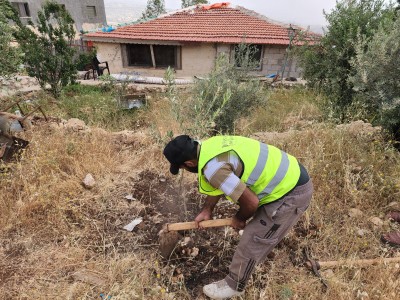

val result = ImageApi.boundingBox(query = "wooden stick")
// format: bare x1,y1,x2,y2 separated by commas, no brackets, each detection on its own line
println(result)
166,218,232,231
307,256,400,269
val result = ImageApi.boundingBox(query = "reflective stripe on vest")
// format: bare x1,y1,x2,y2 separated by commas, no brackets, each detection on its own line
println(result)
198,136,300,205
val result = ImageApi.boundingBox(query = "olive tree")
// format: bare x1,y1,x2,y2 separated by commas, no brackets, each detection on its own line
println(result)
299,0,395,121
350,13,400,143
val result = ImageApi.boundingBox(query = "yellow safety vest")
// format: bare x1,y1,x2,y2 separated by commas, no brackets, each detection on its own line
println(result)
198,136,300,205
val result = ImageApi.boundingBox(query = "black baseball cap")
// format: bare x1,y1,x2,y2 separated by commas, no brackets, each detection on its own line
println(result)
163,135,197,175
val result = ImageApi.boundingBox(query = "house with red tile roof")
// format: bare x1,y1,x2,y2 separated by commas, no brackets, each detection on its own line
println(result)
83,3,317,79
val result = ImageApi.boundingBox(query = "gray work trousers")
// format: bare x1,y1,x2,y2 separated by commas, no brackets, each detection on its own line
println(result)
225,179,314,291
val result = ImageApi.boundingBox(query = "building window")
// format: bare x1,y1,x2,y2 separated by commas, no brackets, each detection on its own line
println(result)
126,44,181,69
233,44,263,69
127,44,152,67
11,2,31,17
86,6,97,18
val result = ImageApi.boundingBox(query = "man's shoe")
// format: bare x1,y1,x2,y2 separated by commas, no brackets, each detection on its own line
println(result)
381,231,400,248
203,279,244,299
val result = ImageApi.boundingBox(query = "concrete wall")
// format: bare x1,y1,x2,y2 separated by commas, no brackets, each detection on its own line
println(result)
179,43,216,77
11,0,106,31
92,41,302,78
95,42,123,74
261,45,302,78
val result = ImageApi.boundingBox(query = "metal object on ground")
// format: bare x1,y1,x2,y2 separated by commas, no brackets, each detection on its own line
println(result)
158,218,233,259
0,98,46,162
118,94,146,110
303,248,328,289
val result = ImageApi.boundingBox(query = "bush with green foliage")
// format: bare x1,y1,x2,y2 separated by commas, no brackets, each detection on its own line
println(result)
181,0,208,8
0,0,22,81
14,0,76,98
298,0,395,121
141,0,166,20
165,44,267,137
349,14,400,143
75,50,96,71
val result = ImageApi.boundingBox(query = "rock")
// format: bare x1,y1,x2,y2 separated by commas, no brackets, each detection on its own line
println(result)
181,237,193,247
322,269,334,278
190,247,199,257
356,228,369,237
82,173,96,189
72,270,106,286
337,120,381,140
348,208,363,218
356,290,369,299
369,217,383,227
65,118,86,131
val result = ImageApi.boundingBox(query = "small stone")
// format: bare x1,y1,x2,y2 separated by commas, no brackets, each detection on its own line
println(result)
190,247,199,257
180,237,193,247
348,208,363,218
82,173,96,189
65,118,86,131
370,217,383,227
322,269,334,278
356,228,369,237
356,290,369,299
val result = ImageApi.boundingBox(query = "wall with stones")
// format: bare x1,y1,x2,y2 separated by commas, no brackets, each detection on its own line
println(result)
261,45,302,78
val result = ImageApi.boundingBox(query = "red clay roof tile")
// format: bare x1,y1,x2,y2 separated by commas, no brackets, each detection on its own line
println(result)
85,6,315,45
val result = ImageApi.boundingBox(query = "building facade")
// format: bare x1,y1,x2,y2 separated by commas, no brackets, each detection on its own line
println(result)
84,5,315,79
10,0,107,31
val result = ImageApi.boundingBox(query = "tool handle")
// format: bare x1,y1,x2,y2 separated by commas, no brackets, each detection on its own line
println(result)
318,256,400,268
166,218,232,231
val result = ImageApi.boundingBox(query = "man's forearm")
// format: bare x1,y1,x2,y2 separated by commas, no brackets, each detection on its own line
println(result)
235,188,259,221
202,195,221,213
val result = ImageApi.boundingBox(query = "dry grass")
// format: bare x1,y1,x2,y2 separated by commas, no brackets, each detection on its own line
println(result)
0,86,399,299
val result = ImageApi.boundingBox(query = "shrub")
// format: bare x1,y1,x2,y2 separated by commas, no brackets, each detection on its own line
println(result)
141,0,166,20
349,14,400,145
165,46,267,138
181,0,208,8
298,0,395,121
75,50,96,71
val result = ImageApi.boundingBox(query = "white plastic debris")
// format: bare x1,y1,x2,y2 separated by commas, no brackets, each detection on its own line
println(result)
123,217,143,231
124,194,137,201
